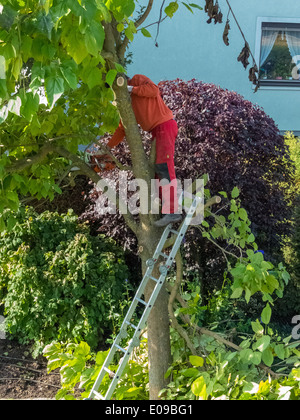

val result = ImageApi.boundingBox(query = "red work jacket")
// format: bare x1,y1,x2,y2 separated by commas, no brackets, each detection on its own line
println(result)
107,75,173,148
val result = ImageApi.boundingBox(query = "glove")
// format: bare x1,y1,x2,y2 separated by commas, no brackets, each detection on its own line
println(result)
128,85,133,93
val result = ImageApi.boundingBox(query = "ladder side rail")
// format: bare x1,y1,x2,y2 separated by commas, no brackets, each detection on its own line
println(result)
119,256,160,330
95,270,169,400
130,272,168,335
164,196,202,266
184,196,204,226
89,344,119,398
88,262,162,399
104,348,133,400
88,196,204,400
88,274,153,400
152,224,173,261
120,264,157,328
134,265,157,296
96,271,167,400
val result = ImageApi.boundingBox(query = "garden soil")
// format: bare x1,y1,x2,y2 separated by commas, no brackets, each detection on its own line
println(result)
0,338,60,400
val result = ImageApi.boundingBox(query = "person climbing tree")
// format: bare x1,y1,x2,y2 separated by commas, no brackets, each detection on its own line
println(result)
106,74,182,227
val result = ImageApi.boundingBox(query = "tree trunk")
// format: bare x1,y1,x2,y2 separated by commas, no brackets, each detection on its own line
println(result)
146,285,172,399
112,74,172,400
141,241,172,400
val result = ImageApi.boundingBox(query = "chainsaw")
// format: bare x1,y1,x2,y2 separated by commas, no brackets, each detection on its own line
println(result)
88,153,116,173
84,140,116,174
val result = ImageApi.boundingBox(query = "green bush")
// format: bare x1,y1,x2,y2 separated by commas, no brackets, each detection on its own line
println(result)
285,133,300,194
287,133,300,288
289,196,300,308
279,134,300,317
0,207,130,354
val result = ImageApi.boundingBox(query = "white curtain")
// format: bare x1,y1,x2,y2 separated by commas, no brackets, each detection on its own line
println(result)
260,29,279,67
285,31,300,78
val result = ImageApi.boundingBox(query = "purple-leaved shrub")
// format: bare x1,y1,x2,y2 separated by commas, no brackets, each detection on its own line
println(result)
80,80,294,298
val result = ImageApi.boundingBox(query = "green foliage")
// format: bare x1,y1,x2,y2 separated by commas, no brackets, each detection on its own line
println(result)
292,198,300,284
161,348,300,400
0,207,130,355
280,133,300,315
164,1,202,18
43,308,300,401
0,0,126,229
160,287,300,401
229,252,289,304
200,187,290,305
43,338,149,400
283,133,300,203
42,186,299,400
0,0,204,232
201,187,258,254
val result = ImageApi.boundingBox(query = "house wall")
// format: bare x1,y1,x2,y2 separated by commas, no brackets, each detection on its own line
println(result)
127,0,300,133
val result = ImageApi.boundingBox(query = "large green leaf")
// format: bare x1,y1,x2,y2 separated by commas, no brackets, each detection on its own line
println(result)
231,287,243,299
191,376,207,400
62,28,89,64
86,67,103,89
231,186,240,198
35,10,54,40
45,76,65,108
60,66,78,90
106,0,135,20
20,91,40,121
261,303,272,325
253,335,271,353
189,355,204,367
85,21,105,56
0,5,17,30
261,348,274,367
95,0,111,22
105,69,117,86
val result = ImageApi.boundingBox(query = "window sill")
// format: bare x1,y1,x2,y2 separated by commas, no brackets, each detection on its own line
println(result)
258,80,300,91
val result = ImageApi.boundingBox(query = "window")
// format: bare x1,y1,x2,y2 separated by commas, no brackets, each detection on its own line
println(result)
256,19,300,87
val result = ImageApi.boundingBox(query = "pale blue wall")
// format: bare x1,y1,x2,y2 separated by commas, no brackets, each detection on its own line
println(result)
128,0,300,133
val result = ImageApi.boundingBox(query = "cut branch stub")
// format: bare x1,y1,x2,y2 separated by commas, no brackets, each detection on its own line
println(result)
117,76,125,87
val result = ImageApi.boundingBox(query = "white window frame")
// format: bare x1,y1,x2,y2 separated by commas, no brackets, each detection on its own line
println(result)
255,17,300,91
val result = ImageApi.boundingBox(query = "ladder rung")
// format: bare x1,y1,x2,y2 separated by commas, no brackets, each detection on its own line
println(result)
135,297,147,306
92,390,105,400
149,276,159,282
104,367,115,377
159,252,169,259
170,229,179,235
115,344,127,353
125,321,138,330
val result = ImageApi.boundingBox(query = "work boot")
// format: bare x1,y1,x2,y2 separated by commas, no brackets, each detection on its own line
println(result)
153,213,182,227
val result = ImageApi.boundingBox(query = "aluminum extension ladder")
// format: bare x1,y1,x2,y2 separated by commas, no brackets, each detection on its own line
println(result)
86,193,203,400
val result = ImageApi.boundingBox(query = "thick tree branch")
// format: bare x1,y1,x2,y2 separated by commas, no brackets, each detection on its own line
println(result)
135,0,154,28
118,0,154,59
7,142,138,235
6,143,54,173
168,250,198,355
112,80,152,183
167,285,283,379
53,145,138,235
103,22,116,53
97,143,132,172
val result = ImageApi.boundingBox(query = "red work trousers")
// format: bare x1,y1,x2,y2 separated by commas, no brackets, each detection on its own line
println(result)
151,119,178,214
